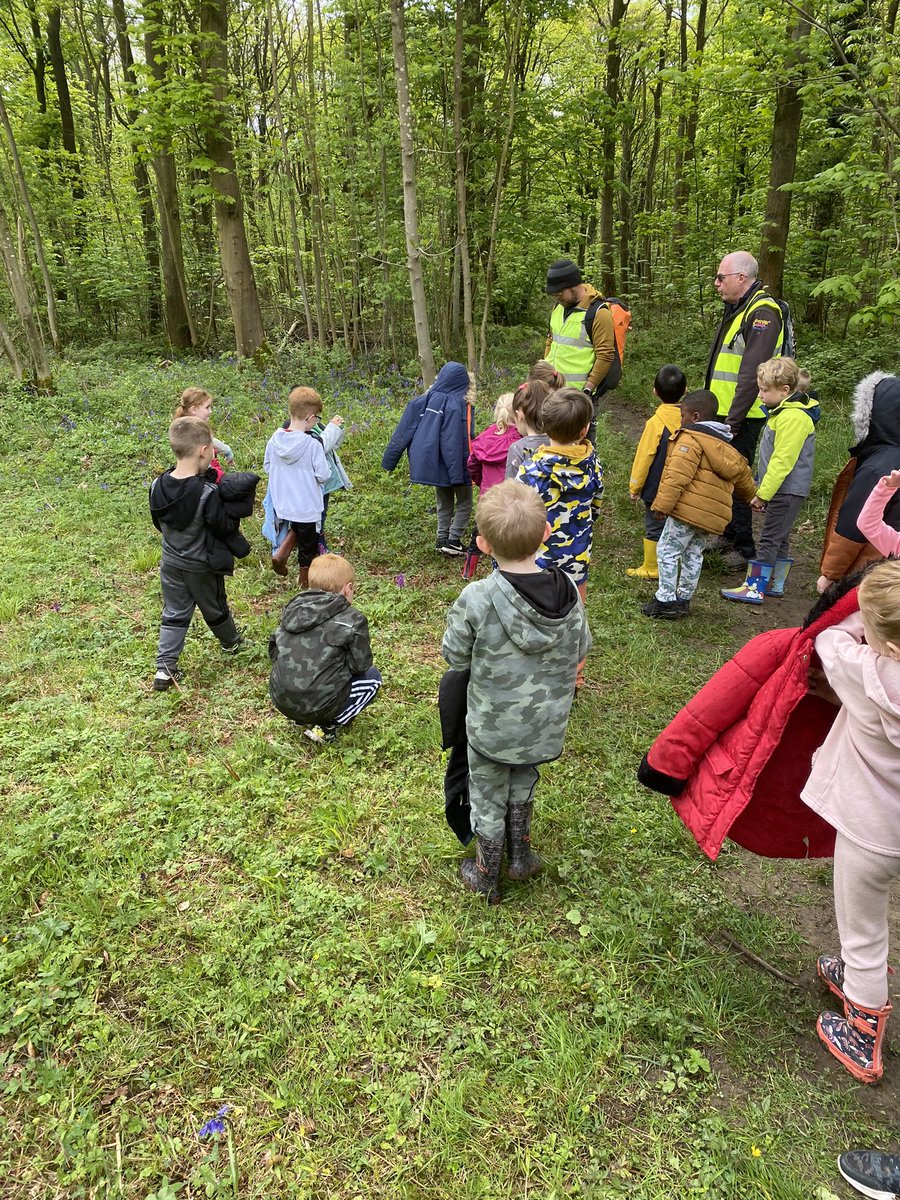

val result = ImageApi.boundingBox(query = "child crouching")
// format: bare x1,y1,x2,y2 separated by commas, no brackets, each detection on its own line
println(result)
269,554,382,743
442,481,591,904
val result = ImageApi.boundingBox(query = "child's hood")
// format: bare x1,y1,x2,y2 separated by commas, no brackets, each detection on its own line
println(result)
487,570,579,654
149,469,211,530
862,652,900,739
530,440,601,488
269,427,320,465
768,393,821,425
472,423,520,462
851,372,900,451
279,590,352,635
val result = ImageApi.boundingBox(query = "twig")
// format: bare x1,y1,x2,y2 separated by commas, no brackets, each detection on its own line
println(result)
716,931,801,988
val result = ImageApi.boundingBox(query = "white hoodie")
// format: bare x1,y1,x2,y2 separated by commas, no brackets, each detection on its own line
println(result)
801,611,900,855
263,428,330,524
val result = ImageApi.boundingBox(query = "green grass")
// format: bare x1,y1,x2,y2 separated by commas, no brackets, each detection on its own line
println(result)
0,336,896,1198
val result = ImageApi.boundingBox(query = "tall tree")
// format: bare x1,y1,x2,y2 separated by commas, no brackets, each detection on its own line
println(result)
0,195,51,388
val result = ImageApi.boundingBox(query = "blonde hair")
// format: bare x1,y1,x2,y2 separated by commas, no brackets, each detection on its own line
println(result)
308,553,355,593
858,560,900,651
798,368,812,388
757,357,799,391
492,392,516,434
477,481,547,560
175,387,212,418
288,386,323,421
168,416,211,458
529,360,566,389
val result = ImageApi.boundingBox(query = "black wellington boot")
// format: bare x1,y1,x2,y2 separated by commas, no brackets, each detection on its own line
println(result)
459,834,505,905
505,802,543,881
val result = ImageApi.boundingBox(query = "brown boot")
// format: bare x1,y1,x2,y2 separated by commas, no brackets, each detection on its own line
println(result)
272,529,297,575
459,834,504,905
298,565,310,589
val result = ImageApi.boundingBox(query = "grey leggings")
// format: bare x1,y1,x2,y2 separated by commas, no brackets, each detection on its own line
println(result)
435,485,473,540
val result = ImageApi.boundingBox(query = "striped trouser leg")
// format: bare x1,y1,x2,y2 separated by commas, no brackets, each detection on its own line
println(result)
333,667,383,726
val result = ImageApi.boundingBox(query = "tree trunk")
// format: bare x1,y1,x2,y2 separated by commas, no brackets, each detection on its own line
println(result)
389,0,435,386
199,0,265,357
0,91,60,349
453,0,475,369
599,0,629,296
758,18,810,300
672,0,706,252
0,196,52,389
46,6,83,201
0,316,25,379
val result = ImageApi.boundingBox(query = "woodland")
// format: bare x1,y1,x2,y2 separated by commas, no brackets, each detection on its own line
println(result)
1,0,900,385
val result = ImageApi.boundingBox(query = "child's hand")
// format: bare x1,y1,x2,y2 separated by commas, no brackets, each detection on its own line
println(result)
330,415,344,426
750,496,766,511
628,492,640,503
885,469,900,489
816,574,833,595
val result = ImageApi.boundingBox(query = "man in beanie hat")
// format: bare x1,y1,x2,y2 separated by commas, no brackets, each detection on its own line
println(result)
544,258,620,438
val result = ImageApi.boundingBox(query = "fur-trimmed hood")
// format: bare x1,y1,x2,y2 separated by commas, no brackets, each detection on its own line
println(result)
851,371,900,451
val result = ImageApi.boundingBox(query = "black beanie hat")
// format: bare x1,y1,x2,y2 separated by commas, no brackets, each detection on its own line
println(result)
546,258,582,294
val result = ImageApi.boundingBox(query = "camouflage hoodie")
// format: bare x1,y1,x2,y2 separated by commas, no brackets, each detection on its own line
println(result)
442,568,591,765
269,590,373,724
516,441,604,584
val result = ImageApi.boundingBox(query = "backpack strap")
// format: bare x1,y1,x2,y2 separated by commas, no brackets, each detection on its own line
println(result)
583,296,608,342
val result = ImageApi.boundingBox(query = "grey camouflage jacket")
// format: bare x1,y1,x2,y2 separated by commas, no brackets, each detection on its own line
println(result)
442,570,591,765
269,591,373,724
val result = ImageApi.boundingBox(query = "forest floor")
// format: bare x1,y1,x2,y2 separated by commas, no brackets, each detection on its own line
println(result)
0,343,897,1199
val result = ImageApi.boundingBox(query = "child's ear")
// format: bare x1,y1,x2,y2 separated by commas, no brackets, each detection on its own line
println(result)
544,521,551,542
886,640,900,660
579,423,590,440
475,534,491,556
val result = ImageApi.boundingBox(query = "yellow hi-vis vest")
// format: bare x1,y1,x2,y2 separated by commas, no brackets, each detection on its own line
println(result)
710,295,784,419
547,302,598,387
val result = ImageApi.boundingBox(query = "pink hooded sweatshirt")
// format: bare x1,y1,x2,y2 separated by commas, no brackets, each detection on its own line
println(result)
467,423,522,493
857,476,900,556
801,611,900,855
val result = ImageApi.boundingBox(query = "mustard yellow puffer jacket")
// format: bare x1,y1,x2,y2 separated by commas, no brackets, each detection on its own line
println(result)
654,424,756,534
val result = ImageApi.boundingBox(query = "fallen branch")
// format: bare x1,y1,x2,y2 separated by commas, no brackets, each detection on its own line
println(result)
716,931,801,988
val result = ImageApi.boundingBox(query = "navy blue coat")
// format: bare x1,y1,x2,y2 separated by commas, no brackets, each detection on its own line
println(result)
382,362,473,487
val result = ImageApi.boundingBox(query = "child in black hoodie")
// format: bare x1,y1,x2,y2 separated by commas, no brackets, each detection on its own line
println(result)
149,416,259,691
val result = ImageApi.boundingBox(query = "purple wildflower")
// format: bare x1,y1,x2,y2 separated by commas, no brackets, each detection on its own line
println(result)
395,574,406,588
198,1105,230,1139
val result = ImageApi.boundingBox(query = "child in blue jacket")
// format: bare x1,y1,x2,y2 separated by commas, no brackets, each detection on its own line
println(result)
382,362,475,556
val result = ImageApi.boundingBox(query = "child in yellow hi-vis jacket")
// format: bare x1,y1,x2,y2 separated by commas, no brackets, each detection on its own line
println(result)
627,365,687,580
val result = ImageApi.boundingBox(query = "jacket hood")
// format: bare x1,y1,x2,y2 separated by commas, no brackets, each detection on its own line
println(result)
472,424,520,462
149,470,210,530
851,372,900,452
432,361,471,397
680,422,732,443
280,590,348,634
767,393,821,421
530,441,598,490
489,572,579,653
269,428,321,465
579,283,602,307
862,653,900,735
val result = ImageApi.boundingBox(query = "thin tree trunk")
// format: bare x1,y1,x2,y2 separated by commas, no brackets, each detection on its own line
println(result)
453,0,475,369
46,6,83,201
389,0,435,385
599,0,629,296
0,196,51,389
758,18,810,299
199,0,266,357
0,92,59,349
0,316,25,379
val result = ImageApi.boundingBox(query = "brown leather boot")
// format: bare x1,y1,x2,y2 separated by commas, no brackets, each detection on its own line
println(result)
298,565,310,589
272,529,297,575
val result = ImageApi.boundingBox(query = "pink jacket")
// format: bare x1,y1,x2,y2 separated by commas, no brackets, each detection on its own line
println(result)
468,424,521,493
857,476,900,557
801,612,900,856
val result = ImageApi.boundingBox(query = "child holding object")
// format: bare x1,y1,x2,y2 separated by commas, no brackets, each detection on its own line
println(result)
627,364,687,581
442,481,590,904
801,560,900,1083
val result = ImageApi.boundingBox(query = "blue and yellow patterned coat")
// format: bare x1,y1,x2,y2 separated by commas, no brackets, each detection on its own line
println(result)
516,441,604,585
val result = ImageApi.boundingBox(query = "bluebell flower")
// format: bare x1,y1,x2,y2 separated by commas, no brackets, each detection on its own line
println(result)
198,1105,230,1139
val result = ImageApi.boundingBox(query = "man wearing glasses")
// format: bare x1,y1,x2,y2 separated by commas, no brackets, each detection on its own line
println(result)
544,258,620,440
706,251,784,569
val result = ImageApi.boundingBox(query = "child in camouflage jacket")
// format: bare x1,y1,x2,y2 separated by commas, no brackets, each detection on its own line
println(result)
269,554,382,743
442,481,591,904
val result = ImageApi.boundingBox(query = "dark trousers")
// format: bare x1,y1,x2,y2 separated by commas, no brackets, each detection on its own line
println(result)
723,417,765,558
157,565,238,670
290,521,320,568
643,502,666,540
756,493,806,564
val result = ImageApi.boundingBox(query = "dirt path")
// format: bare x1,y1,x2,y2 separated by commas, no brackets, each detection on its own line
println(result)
604,391,900,1124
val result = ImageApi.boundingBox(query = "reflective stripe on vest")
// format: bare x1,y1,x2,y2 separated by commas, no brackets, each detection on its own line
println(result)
547,303,594,386
710,296,784,419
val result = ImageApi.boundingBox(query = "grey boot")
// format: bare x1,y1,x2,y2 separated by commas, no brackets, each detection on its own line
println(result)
459,834,505,905
505,802,543,881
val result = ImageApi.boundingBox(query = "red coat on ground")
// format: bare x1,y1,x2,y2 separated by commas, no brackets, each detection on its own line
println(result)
638,588,861,861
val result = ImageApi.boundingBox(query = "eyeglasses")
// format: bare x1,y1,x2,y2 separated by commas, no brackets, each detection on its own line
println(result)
714,272,743,283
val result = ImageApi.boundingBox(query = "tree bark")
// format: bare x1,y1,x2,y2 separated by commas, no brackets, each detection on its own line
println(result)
46,6,83,200
389,0,435,386
453,0,475,369
0,316,25,379
199,0,265,357
0,195,51,389
599,0,629,296
758,18,810,299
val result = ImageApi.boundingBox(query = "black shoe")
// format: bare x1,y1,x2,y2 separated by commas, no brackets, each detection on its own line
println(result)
838,1150,900,1199
722,550,749,572
222,635,245,654
441,537,466,557
435,534,449,552
675,598,690,615
153,667,183,691
641,598,682,620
